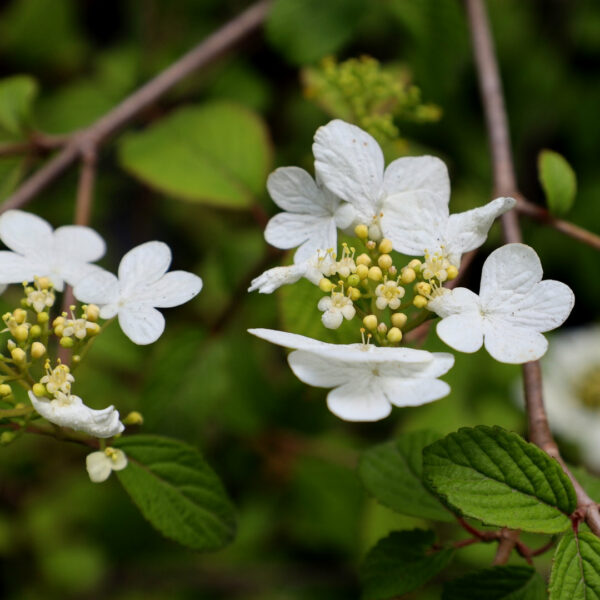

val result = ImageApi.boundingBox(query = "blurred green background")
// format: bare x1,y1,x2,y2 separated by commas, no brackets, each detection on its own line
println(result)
0,0,598,597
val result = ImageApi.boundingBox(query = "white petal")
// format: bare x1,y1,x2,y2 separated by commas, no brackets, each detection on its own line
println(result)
53,225,106,263
326,379,392,422
118,305,165,345
436,313,485,353
0,252,44,283
340,304,355,320
118,241,171,290
483,319,549,364
74,269,120,306
382,155,450,203
86,452,113,483
321,309,343,329
248,264,306,294
427,287,481,319
416,352,456,379
248,328,330,351
267,167,334,214
0,210,53,258
313,120,384,220
111,449,128,471
382,377,451,407
334,202,358,230
29,392,124,438
317,296,332,311
288,350,356,387
444,197,516,264
138,271,202,308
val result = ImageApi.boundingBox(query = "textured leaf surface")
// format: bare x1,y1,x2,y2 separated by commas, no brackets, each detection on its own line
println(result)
538,149,577,216
549,530,600,599
443,566,546,600
118,102,272,208
423,426,576,533
360,530,453,600
114,435,236,551
0,76,38,137
358,430,453,522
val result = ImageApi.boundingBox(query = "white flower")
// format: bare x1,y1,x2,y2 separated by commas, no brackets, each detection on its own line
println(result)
29,390,124,438
375,280,405,310
86,447,128,483
73,241,202,345
248,328,454,421
317,292,355,329
264,167,352,264
62,317,97,339
312,119,515,267
0,210,105,291
427,243,575,364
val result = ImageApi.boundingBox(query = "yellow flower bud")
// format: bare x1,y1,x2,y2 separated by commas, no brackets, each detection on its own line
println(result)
13,325,28,342
388,265,398,277
7,340,15,351
387,327,403,343
391,313,408,329
415,282,432,297
30,325,41,338
52,316,65,328
72,355,81,364
356,253,371,266
32,383,46,397
123,411,144,426
37,312,49,324
319,278,335,293
347,274,360,287
31,342,46,359
378,238,393,254
356,264,369,280
36,277,51,289
13,309,27,324
366,240,376,250
54,325,64,337
446,265,459,280
408,259,422,271
400,267,416,284
368,266,383,282
347,286,361,301
377,322,388,334
413,295,428,308
354,224,369,239
85,304,100,322
363,315,378,330
11,348,26,364
59,337,74,348
378,254,393,270
87,323,101,336
0,384,12,396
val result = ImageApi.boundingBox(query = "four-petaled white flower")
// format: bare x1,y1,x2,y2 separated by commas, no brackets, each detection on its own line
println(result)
317,292,355,329
248,328,454,421
86,447,128,483
427,243,575,364
0,210,106,291
264,167,352,264
74,241,202,345
29,390,124,438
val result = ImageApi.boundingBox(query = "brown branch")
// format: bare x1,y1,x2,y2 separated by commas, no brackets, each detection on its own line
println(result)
0,0,272,213
466,0,600,540
493,529,521,565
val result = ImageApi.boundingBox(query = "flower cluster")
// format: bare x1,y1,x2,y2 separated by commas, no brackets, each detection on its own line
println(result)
249,119,575,421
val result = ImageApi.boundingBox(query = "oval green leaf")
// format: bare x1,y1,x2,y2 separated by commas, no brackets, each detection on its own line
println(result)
538,149,577,217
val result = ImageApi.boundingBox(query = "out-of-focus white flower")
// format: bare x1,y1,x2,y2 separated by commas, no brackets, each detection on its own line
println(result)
248,328,454,422
86,447,128,482
428,243,574,364
264,167,352,264
74,241,202,345
317,291,355,329
539,326,600,470
0,210,105,291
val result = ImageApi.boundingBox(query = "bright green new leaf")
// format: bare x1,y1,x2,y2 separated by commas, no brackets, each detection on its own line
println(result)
266,0,365,65
114,435,236,552
549,531,600,599
118,102,272,208
360,529,453,600
358,430,453,522
538,149,577,216
0,76,38,137
443,566,546,600
423,426,576,533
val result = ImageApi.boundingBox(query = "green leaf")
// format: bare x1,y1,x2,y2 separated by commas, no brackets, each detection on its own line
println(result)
113,435,236,551
549,530,600,599
358,430,453,522
360,529,453,600
118,101,272,208
443,566,547,600
538,149,577,216
266,0,365,65
0,76,38,137
423,426,577,533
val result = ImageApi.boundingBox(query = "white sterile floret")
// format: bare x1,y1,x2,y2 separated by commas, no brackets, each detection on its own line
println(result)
73,241,202,345
375,280,405,310
312,119,515,267
248,328,454,421
318,291,355,329
86,447,128,483
427,243,575,364
29,391,124,438
0,210,106,291
264,167,353,264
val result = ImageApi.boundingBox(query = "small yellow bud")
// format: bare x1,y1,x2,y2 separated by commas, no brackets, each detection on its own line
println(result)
363,315,378,330
354,224,369,239
347,287,361,301
368,266,383,282
36,277,51,289
13,309,27,324
356,253,371,266
366,240,376,250
13,325,28,342
0,384,12,396
87,323,101,336
123,411,144,426
72,355,81,364
391,312,408,329
377,254,393,270
388,265,398,277
356,264,369,280
387,327,403,343
400,267,416,284
11,348,26,364
32,383,46,397
408,259,422,271
59,337,74,348
446,265,459,280
30,325,42,338
52,316,65,328
85,304,100,322
377,322,388,334
347,274,361,287
31,342,46,359
54,325,64,337
7,340,15,351
415,282,432,297
0,432,16,446
319,278,335,293
37,312,49,324
413,295,428,308
378,238,393,254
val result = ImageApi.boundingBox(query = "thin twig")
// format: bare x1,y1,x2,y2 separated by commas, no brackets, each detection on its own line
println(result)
0,0,272,214
493,529,520,565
